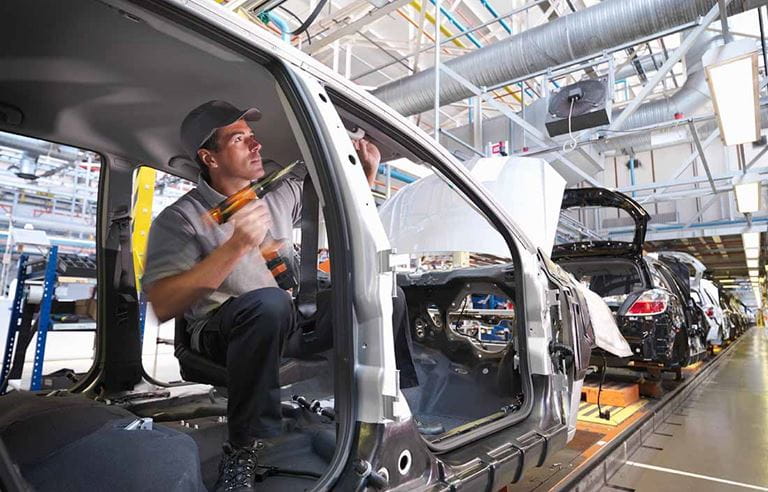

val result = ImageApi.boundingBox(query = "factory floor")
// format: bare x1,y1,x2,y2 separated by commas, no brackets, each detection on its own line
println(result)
603,327,768,492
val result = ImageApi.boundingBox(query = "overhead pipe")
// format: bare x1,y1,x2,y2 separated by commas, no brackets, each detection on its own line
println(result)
597,32,732,153
266,11,290,42
613,53,667,80
377,164,417,183
372,0,768,117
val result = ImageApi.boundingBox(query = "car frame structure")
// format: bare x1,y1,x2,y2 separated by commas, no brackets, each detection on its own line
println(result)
0,1,598,490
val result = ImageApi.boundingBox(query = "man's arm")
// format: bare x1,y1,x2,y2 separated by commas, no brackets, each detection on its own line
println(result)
146,200,271,322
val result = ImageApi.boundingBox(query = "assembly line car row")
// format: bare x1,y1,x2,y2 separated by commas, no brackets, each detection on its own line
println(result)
0,1,758,492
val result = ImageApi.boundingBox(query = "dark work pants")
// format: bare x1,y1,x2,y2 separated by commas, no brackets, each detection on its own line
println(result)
199,286,418,447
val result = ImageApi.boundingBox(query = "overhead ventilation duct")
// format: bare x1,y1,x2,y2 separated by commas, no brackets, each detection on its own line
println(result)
442,34,723,161
595,32,725,153
372,0,768,117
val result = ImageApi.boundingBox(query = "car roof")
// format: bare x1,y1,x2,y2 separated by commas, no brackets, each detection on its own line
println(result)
0,1,305,174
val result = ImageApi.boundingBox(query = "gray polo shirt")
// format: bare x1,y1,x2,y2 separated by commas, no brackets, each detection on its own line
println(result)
142,176,302,348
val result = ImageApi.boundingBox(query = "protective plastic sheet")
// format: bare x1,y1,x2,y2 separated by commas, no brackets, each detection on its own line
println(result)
379,157,566,258
575,282,632,357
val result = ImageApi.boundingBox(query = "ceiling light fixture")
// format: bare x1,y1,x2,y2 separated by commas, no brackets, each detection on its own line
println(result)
742,232,761,250
704,39,762,146
733,177,763,214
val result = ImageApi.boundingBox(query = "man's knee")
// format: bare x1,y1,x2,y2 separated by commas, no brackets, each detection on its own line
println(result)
230,288,293,337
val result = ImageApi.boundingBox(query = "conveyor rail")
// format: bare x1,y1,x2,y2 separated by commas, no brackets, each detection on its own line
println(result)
549,338,741,491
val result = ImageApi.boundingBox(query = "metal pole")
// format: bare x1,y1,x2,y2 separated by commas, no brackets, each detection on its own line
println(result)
688,120,718,195
637,128,721,203
473,95,482,151
611,1,731,130
439,128,486,157
434,0,441,140
718,0,733,42
744,144,768,172
759,7,768,76
386,164,392,198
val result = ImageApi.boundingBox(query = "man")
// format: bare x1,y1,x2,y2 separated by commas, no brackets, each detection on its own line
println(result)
142,100,417,492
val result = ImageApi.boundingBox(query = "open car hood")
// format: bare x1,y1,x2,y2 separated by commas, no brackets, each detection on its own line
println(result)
379,156,566,258
552,187,649,259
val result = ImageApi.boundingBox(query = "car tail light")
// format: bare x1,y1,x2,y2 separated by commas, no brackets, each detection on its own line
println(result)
705,307,715,318
627,289,669,316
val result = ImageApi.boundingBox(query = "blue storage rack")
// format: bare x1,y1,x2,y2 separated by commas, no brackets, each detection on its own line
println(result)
1,246,60,392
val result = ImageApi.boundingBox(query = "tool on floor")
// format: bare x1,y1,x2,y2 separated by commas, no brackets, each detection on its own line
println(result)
292,394,335,420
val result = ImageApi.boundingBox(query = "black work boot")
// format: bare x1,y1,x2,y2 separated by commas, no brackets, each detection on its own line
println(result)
214,441,260,492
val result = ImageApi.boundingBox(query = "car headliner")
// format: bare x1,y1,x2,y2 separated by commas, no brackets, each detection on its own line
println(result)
0,0,302,178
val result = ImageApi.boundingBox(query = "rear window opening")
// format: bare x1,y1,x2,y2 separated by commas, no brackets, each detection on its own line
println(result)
558,259,647,311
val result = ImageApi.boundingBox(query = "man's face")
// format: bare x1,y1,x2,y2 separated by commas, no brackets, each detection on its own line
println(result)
204,118,264,182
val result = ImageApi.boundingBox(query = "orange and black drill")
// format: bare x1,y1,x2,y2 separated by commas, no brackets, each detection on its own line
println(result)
207,161,300,290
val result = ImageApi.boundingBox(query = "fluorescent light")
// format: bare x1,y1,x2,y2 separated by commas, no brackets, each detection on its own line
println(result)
742,232,761,250
746,247,760,259
704,40,761,146
719,279,736,283
747,259,760,269
733,179,762,214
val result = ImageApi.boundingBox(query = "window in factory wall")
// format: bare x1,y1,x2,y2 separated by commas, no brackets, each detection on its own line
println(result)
0,129,101,391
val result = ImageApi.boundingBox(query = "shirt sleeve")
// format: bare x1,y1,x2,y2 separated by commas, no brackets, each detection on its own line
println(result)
141,207,201,292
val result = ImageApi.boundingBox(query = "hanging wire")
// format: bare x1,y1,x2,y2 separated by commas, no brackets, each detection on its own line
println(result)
286,0,328,36
562,98,579,153
278,6,311,44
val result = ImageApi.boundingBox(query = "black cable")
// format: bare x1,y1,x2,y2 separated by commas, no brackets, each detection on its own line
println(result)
597,353,610,420
759,7,768,77
287,0,328,36
255,465,321,481
278,6,311,45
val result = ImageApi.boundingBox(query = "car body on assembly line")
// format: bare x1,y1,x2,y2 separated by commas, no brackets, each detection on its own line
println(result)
552,188,707,376
0,1,600,490
654,251,730,347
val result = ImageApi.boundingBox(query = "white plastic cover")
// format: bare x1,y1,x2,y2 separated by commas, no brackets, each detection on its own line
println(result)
575,282,632,357
378,157,566,257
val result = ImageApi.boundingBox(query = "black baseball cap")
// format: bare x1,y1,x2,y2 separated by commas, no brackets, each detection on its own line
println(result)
180,100,261,159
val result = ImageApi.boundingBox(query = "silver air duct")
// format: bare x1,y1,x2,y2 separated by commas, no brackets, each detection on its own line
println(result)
596,32,725,153
372,0,768,117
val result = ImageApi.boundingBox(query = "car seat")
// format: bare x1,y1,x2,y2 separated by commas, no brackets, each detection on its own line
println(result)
174,317,327,388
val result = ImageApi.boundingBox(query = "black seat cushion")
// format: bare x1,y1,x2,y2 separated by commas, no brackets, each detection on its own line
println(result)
0,391,134,466
24,419,205,492
0,392,205,491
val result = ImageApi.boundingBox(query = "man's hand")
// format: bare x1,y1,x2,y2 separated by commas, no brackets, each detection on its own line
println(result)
147,200,273,322
352,138,380,187
227,200,272,254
